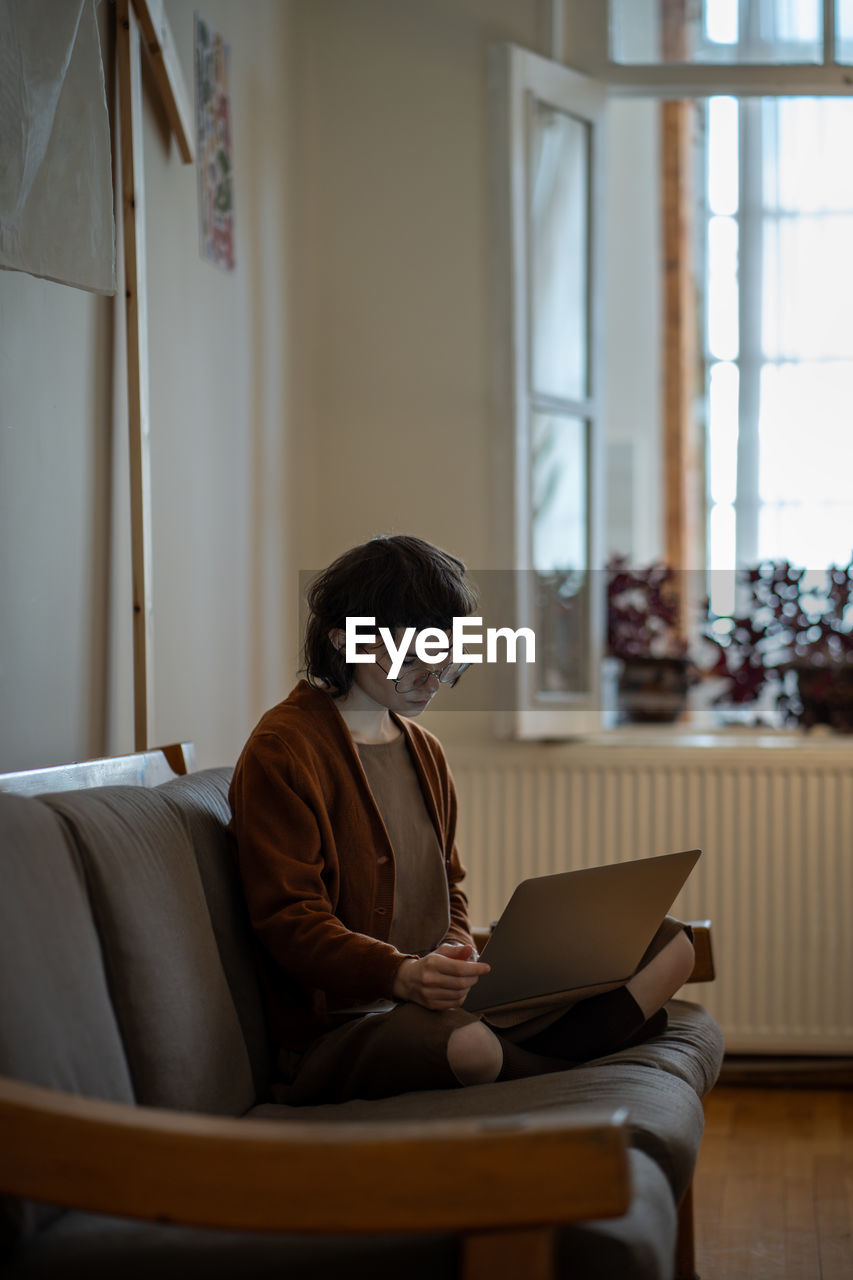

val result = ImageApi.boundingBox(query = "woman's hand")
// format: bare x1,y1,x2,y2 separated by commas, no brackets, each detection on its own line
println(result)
391,942,490,1010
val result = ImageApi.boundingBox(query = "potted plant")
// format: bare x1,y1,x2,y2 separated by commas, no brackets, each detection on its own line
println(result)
703,559,853,731
606,557,693,723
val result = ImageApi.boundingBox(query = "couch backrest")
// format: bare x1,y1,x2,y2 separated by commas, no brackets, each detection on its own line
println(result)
0,794,136,1243
156,768,272,1097
0,763,273,1250
40,779,259,1115
1,765,271,1112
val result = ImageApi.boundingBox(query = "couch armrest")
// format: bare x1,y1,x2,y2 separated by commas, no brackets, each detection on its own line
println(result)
687,920,715,983
0,742,195,796
0,1075,630,1237
471,920,715,983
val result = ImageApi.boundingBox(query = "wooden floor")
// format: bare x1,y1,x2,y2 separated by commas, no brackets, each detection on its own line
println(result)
694,1085,853,1279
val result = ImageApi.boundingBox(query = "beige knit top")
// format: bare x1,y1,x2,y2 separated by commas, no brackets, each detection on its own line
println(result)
356,734,451,956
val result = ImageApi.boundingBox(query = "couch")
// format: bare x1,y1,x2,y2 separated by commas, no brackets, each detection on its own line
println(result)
0,745,723,1280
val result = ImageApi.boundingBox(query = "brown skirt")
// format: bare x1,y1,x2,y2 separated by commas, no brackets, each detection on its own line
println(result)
271,917,691,1105
271,1001,480,1105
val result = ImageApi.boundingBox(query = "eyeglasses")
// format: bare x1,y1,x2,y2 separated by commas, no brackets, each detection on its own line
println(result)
375,657,471,693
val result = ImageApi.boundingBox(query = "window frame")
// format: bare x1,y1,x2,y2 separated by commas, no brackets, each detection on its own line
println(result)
489,44,606,739
561,0,853,97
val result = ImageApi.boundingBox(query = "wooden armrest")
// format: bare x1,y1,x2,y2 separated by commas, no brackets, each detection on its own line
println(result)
472,920,715,984
0,1075,630,1235
686,920,715,983
0,742,195,796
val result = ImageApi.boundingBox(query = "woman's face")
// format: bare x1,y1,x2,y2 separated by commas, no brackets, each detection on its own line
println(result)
333,628,450,718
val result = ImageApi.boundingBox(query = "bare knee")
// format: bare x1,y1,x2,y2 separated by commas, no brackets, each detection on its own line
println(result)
627,929,695,1020
447,1021,503,1086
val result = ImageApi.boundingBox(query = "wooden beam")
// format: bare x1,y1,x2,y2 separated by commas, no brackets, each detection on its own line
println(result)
675,1181,697,1280
131,0,195,164
660,0,701,634
116,0,155,751
114,1,192,747
661,95,696,580
462,1227,556,1280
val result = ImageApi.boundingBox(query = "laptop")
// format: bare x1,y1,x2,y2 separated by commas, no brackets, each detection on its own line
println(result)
464,848,700,1015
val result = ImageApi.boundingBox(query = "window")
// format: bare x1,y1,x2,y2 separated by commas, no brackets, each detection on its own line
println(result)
602,1,853,610
704,93,853,616
490,45,606,737
612,0,824,65
601,0,853,88
489,7,853,735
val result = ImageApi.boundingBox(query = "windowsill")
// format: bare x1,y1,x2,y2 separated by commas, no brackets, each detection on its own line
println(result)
578,721,847,750
441,718,853,764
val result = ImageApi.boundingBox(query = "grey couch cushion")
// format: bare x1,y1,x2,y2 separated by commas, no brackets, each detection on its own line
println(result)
0,1218,457,1280
156,769,272,1098
557,1148,677,1280
43,787,255,1116
0,795,135,1243
0,1148,675,1280
254,1072,701,1205
250,1002,719,1204
592,999,723,1098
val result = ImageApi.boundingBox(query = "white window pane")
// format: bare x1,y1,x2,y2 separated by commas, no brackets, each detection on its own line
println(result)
766,100,853,213
706,0,738,45
758,503,853,567
772,0,820,44
709,500,737,616
531,412,587,572
709,502,735,567
708,362,739,504
708,216,739,360
758,364,853,504
707,564,737,618
705,97,853,581
761,217,780,358
531,413,589,697
611,0,821,63
838,0,853,63
763,216,853,359
529,103,589,402
609,0,659,62
708,97,738,216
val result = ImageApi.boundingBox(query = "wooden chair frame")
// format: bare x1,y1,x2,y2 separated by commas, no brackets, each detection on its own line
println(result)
0,1076,630,1279
0,745,715,1280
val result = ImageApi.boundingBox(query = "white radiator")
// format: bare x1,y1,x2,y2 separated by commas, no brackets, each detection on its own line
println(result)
448,732,853,1054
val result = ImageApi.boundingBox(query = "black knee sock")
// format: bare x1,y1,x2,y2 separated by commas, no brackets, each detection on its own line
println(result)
621,1005,668,1048
521,986,652,1062
494,1036,572,1082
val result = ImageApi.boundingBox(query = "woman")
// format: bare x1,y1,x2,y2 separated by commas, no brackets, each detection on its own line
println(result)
229,535,694,1104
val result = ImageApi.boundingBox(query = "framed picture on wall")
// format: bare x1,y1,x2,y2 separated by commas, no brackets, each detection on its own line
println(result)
194,12,235,271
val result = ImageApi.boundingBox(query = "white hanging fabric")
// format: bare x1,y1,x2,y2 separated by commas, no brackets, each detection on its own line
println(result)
0,0,115,294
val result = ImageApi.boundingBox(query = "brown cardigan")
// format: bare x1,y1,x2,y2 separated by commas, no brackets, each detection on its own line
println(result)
228,680,474,1051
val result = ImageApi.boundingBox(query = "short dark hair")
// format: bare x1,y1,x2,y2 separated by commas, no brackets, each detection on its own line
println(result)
303,534,478,696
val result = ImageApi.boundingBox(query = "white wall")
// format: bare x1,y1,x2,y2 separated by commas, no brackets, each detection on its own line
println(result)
289,0,541,575
0,273,113,768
